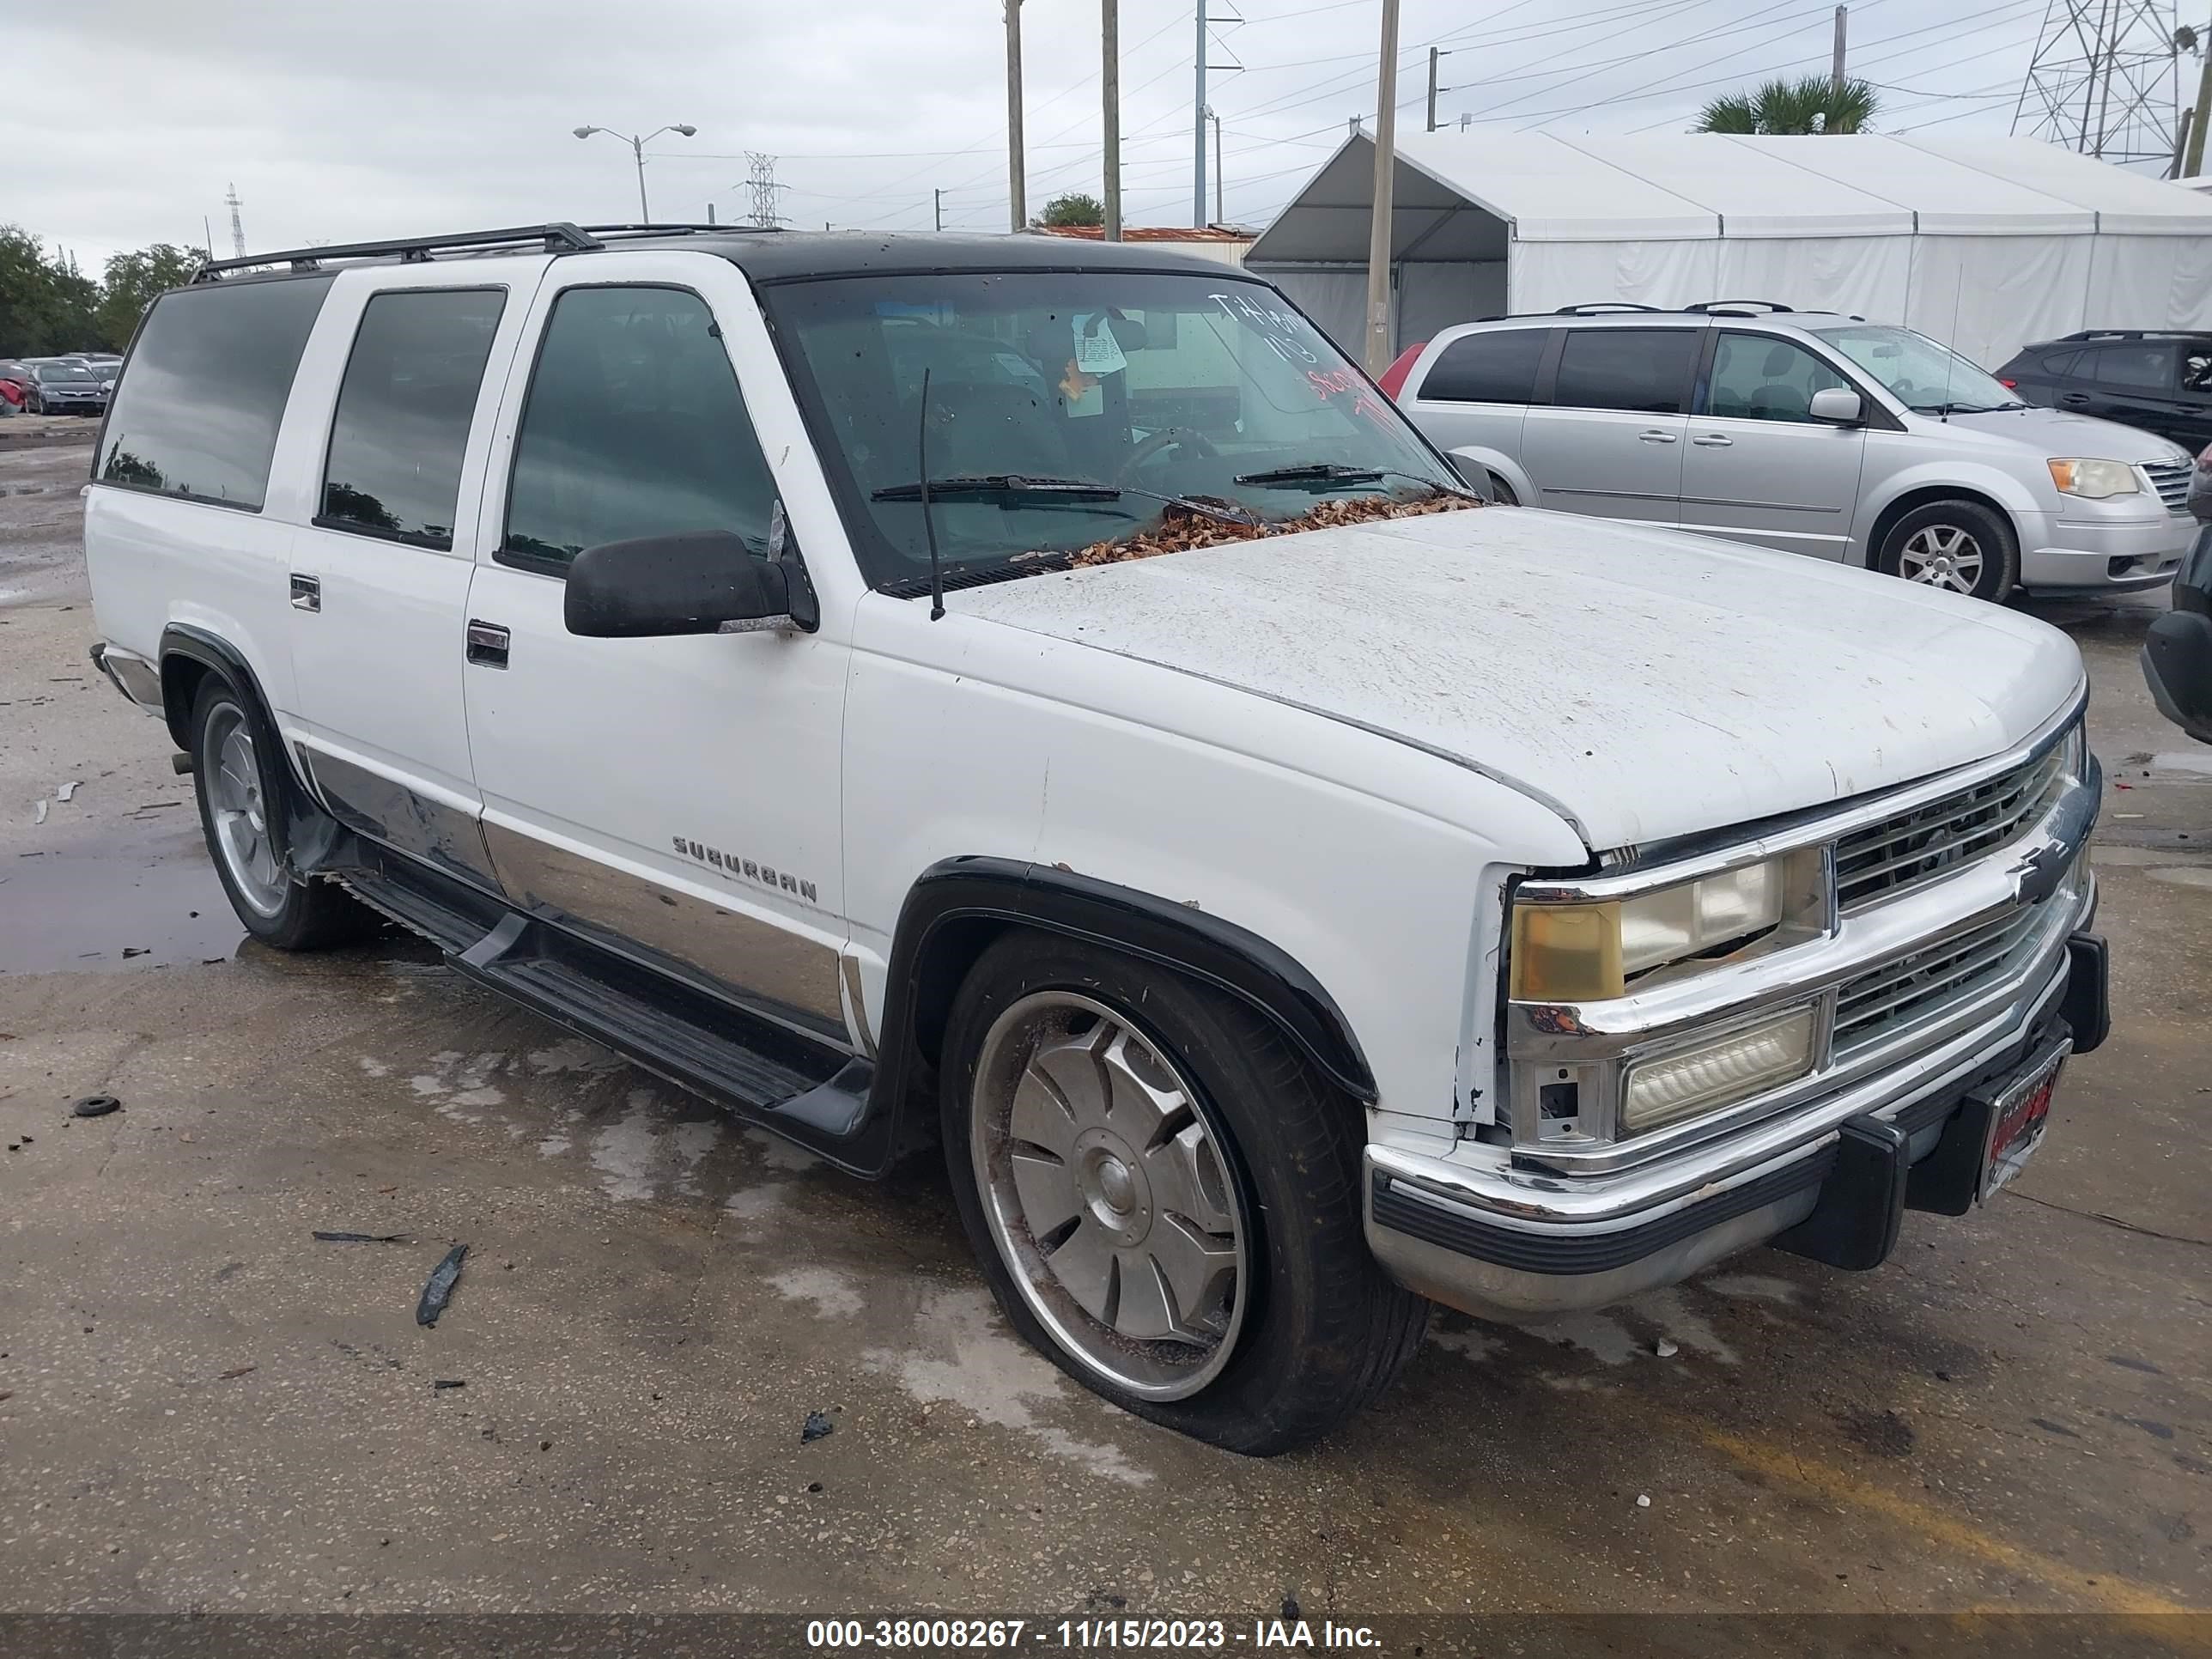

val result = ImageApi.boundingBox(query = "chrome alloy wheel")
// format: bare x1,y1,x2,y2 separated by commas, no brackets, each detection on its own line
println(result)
969,991,1249,1401
204,704,287,917
1897,523,1984,593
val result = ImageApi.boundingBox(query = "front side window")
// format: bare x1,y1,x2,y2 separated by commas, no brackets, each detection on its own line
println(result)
96,275,334,510
1813,323,2021,416
763,270,1465,590
1703,332,1850,423
1419,328,1547,405
319,288,506,550
2088,344,2175,392
1551,329,1698,415
502,285,778,573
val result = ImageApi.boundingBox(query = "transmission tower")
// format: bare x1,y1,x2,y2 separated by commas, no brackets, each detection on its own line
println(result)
225,182,247,258
2012,0,2188,167
744,154,786,228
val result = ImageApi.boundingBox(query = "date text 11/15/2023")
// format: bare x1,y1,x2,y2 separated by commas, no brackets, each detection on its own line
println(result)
803,1617,1382,1650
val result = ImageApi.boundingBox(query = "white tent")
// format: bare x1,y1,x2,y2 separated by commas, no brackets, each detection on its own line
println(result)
1244,131,2212,368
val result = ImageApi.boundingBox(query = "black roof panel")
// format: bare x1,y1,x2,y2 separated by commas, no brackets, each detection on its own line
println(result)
682,229,1257,283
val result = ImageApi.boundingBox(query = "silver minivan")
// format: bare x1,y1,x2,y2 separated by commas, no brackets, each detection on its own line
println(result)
1389,304,2196,600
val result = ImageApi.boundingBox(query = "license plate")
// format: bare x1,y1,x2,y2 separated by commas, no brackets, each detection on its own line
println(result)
1981,1042,2069,1200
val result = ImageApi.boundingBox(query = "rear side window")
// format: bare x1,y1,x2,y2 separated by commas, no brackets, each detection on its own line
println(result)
2087,344,2174,392
501,285,778,573
318,288,507,550
1418,329,1546,404
1552,328,1697,415
96,276,335,511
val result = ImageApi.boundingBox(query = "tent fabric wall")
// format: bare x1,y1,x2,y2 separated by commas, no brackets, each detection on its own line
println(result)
1504,238,1720,319
2085,234,2212,334
1711,235,1911,329
1258,268,1369,356
1904,235,2094,366
1398,261,1507,348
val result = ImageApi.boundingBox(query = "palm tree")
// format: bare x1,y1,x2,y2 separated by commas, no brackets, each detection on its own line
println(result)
1695,76,1878,135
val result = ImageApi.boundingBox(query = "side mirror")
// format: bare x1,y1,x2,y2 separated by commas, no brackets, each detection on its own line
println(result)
564,531,818,638
1808,386,1864,425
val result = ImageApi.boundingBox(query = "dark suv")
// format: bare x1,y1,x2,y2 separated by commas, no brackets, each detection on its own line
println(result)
1996,330,2212,453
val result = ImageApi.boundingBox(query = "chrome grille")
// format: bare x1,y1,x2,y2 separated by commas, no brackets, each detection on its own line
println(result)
1833,901,2056,1057
2143,458,2191,514
1834,744,2068,912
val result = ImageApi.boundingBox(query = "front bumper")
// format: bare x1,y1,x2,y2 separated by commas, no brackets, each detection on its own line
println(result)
2020,505,2191,591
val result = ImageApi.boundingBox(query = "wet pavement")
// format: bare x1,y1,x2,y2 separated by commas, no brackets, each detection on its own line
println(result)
0,439,2205,1636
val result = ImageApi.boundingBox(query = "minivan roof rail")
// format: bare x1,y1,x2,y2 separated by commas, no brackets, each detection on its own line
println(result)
190,222,773,283
1685,298,1793,314
1553,302,1662,315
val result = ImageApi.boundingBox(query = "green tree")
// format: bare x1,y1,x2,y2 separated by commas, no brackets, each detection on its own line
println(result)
0,225,97,356
1695,76,1878,136
1037,191,1105,228
96,244,203,350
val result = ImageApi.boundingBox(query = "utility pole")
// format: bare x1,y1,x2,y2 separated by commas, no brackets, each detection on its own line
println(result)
1426,46,1441,132
934,189,945,232
1103,0,1122,240
1006,0,1027,230
226,184,246,259
2190,35,2212,175
1194,0,1208,228
1211,110,1224,223
1363,0,1400,377
1831,5,1848,97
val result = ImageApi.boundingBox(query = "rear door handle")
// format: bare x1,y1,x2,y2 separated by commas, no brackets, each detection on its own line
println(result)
1691,434,1734,447
1638,429,1680,444
465,620,510,669
289,574,321,612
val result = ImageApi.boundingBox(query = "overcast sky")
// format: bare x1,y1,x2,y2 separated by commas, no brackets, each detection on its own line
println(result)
5,0,2111,269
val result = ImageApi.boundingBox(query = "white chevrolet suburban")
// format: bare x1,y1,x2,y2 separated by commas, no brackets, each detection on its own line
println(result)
84,224,2107,1455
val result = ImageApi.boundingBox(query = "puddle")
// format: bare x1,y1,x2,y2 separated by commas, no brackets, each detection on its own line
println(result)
0,820,244,972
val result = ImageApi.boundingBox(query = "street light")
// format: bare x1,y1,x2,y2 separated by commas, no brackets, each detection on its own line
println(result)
573,123,698,222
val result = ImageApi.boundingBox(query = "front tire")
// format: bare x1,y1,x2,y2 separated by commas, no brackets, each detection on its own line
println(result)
190,680,375,951
940,932,1428,1455
1875,498,2018,601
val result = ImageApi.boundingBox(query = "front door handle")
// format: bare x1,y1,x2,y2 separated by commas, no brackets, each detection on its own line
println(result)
1638,429,1680,444
289,574,321,612
1691,434,1735,447
465,620,510,669
2058,392,2091,407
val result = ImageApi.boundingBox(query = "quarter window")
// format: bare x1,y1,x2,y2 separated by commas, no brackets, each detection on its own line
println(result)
318,289,506,550
501,285,779,573
96,275,335,511
1552,329,1698,415
1418,329,1547,405
1703,333,1850,423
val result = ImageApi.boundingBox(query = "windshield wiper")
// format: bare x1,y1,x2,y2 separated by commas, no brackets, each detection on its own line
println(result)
1914,401,2023,416
871,474,1257,526
1233,462,1482,501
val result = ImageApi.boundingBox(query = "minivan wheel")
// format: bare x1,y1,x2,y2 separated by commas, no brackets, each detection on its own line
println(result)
940,932,1429,1455
1875,499,2018,601
190,680,376,951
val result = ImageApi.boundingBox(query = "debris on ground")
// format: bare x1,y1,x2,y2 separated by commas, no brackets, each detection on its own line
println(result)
1655,1338,1679,1358
1056,490,1476,569
801,1410,835,1444
70,1094,121,1118
415,1244,468,1328
218,1365,256,1380
32,799,47,825
57,781,77,802
433,1379,466,1390
313,1231,409,1243
1636,1494,1652,1509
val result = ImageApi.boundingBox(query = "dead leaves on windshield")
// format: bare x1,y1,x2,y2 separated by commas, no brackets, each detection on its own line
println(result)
1063,491,1477,568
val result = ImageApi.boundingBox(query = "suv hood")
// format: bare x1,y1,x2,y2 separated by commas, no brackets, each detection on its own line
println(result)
955,507,2084,849
1944,404,2191,464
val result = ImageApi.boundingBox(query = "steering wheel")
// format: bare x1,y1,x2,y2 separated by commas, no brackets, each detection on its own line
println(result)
1115,426,1219,486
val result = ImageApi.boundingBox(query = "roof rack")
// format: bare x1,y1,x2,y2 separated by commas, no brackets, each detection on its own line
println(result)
1553,302,1662,316
2058,327,2210,342
188,221,774,284
1685,298,1793,315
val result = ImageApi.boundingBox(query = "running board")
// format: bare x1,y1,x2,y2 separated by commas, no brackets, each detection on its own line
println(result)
335,845,877,1157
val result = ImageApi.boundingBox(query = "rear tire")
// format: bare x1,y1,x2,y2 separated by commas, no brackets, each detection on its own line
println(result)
190,679,375,951
1875,498,2018,602
939,931,1428,1455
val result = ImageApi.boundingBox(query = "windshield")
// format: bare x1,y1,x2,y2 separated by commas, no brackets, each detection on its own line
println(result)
40,364,96,383
1811,324,2020,414
763,270,1466,588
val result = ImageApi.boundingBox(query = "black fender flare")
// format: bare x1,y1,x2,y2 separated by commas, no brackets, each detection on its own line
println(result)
867,856,1378,1127
158,624,339,874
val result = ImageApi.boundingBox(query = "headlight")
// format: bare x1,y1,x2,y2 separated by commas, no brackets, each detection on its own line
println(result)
1620,1005,1819,1133
1510,858,1792,1002
2046,458,2140,499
